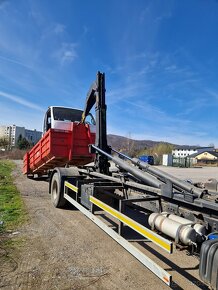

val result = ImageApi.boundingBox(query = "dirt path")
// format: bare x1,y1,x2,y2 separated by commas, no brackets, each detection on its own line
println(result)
0,161,209,289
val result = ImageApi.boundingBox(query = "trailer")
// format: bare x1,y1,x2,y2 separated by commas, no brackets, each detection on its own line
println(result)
24,72,218,288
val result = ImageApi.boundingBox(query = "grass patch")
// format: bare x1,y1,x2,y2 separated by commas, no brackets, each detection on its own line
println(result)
0,160,27,233
4,237,26,247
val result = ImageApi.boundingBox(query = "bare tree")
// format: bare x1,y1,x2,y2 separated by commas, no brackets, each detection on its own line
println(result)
120,132,136,157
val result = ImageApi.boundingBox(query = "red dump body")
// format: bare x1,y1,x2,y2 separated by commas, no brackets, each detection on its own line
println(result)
23,122,95,175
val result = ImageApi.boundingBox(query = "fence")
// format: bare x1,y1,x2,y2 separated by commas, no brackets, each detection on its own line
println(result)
172,157,194,168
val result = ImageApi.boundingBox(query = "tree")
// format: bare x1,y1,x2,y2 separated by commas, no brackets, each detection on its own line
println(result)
0,137,9,150
136,142,174,165
120,133,136,157
16,134,31,150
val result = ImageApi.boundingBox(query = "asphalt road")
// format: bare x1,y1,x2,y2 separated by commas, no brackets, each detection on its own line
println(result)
157,165,218,183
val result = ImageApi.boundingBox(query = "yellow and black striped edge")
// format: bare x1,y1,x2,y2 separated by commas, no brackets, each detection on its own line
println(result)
90,196,173,253
65,181,78,193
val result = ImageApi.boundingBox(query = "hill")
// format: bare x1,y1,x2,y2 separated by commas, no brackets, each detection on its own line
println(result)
107,134,171,152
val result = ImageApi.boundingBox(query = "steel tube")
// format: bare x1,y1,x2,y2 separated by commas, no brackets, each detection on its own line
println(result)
92,145,163,188
111,149,205,198
78,169,162,195
132,158,205,198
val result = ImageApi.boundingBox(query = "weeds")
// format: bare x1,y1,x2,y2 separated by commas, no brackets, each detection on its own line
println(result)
0,160,26,233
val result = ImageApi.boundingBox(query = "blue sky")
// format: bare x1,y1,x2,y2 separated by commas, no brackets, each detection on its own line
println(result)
0,0,218,146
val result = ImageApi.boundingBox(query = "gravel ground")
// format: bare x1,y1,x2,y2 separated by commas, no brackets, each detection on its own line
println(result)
156,165,218,183
0,161,212,290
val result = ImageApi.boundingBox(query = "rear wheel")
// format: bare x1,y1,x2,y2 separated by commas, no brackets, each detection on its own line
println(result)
51,172,66,208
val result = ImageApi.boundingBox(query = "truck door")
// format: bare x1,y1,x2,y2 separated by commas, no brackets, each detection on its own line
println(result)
43,108,51,134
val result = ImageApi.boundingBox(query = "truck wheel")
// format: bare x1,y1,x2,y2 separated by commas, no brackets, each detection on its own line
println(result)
51,172,66,208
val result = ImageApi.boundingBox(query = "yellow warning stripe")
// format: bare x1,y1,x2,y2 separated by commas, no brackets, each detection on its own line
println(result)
65,181,78,193
90,196,172,253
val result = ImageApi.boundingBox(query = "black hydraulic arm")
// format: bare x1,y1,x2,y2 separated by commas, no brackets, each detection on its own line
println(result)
81,72,111,175
81,82,97,122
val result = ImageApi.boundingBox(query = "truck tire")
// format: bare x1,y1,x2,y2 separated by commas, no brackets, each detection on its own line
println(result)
51,172,66,208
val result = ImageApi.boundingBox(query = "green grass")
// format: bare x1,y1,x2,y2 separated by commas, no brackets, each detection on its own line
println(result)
0,160,26,233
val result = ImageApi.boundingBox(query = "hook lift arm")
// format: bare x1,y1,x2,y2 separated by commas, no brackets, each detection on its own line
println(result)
81,71,111,175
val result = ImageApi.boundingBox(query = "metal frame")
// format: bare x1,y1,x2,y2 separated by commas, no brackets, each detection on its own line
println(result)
90,195,173,253
64,181,172,286
118,196,162,235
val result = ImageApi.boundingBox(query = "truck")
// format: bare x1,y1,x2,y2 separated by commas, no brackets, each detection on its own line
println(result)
23,72,218,288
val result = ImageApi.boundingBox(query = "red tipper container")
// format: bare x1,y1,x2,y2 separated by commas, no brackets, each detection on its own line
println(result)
23,122,95,175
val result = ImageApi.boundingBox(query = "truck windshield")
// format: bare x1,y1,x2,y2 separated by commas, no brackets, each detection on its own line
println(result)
53,107,95,124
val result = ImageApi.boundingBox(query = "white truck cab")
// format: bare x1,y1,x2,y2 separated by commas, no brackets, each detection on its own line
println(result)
43,106,96,135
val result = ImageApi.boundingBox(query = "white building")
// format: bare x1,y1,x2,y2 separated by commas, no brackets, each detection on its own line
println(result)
172,146,215,158
0,125,42,147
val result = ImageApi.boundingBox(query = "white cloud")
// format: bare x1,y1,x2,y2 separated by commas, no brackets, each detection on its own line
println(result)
206,89,218,100
0,54,33,70
53,43,77,65
40,23,66,40
0,90,44,111
107,83,151,104
154,13,172,23
53,23,65,34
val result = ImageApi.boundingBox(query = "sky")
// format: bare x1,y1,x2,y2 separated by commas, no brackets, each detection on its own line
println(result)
0,0,218,146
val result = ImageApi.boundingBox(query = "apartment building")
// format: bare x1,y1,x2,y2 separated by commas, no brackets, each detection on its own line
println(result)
0,125,42,147
25,129,42,145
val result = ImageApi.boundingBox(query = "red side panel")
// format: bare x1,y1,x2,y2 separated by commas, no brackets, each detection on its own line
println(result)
23,123,95,175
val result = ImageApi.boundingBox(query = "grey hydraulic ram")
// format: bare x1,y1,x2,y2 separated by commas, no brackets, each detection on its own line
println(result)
112,149,206,198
